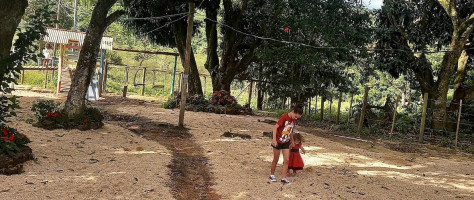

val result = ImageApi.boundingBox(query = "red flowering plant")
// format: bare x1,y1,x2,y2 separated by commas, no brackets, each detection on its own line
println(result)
31,101,103,130
74,107,104,126
0,125,31,156
31,100,62,121
209,90,237,106
167,93,210,111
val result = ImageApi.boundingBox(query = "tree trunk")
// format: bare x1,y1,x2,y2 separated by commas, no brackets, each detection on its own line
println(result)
257,86,264,110
204,0,258,93
0,0,28,61
449,49,472,111
432,1,474,130
256,65,264,110
174,20,203,96
63,0,124,118
432,42,465,129
204,0,220,92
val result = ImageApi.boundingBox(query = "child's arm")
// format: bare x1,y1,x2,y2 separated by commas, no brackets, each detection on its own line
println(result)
289,132,295,148
300,143,306,154
272,123,279,146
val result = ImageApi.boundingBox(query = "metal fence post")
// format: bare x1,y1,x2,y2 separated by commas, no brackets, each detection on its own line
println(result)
418,93,429,143
357,87,369,137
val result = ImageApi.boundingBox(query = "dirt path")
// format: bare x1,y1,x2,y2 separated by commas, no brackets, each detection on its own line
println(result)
103,111,219,199
1,95,473,199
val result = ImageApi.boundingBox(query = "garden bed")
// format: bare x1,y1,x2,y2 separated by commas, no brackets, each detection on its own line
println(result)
0,146,33,175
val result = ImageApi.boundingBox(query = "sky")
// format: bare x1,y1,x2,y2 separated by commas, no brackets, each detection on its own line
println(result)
362,0,383,9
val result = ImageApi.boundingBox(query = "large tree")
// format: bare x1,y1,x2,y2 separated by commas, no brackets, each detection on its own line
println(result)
123,0,203,95
124,0,287,94
0,0,28,60
203,0,266,92
1,0,53,127
376,0,474,129
1,0,28,126
63,0,124,117
244,0,372,105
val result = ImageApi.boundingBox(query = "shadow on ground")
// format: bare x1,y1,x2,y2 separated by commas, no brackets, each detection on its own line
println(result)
104,111,219,200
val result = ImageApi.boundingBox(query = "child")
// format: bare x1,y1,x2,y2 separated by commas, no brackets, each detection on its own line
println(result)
42,44,52,68
269,105,303,184
288,132,306,176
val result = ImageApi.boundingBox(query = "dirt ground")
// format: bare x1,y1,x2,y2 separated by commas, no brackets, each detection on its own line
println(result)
1,91,473,199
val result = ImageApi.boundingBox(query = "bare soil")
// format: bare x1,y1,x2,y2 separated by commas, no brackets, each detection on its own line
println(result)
0,91,473,199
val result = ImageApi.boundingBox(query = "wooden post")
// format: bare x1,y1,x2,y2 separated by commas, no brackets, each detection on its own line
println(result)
315,95,318,116
44,70,48,88
21,70,25,85
320,96,324,121
390,96,400,138
141,67,146,96
247,80,253,108
56,44,64,95
455,99,463,148
347,93,353,125
178,2,195,127
357,87,369,136
203,76,207,95
418,92,429,143
103,61,108,93
177,72,182,93
329,97,333,121
336,91,342,124
309,97,312,118
123,67,129,97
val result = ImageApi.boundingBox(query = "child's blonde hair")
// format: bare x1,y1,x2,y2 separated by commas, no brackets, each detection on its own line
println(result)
293,132,304,143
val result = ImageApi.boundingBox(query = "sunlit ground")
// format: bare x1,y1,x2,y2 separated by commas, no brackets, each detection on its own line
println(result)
262,145,474,193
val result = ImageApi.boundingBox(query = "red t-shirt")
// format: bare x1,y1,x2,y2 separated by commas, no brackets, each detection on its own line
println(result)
276,113,296,144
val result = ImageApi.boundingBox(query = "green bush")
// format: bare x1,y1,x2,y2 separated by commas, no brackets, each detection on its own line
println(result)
163,96,177,109
74,107,103,125
396,114,414,133
440,137,453,148
0,126,31,156
31,100,61,121
31,101,104,130
210,90,237,106
106,51,123,65
336,124,357,133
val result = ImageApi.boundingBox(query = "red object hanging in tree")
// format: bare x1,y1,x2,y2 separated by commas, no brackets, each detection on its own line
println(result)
284,27,290,33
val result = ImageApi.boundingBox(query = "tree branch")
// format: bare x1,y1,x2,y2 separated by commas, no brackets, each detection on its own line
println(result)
438,0,460,27
106,10,125,27
465,85,474,103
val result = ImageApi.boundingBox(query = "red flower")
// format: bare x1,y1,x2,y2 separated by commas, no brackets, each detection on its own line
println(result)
98,112,102,116
219,99,224,102
211,99,217,103
1,136,11,143
52,113,59,117
2,129,7,136
9,134,15,141
284,27,290,33
217,93,222,97
83,119,88,123
46,112,52,117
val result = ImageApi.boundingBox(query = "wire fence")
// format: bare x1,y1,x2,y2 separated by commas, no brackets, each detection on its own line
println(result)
265,89,474,152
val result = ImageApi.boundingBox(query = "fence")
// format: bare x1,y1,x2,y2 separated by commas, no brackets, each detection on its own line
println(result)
284,87,473,151
259,87,473,150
